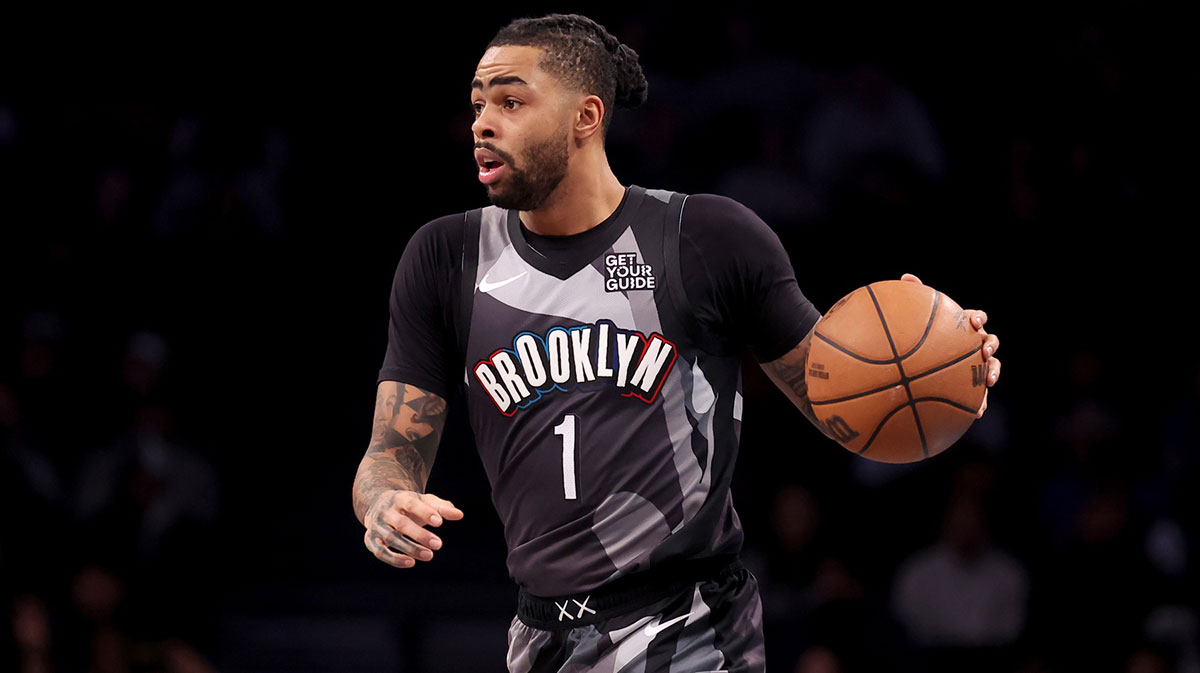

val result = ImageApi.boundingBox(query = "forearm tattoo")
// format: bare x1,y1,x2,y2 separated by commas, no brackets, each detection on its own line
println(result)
353,382,448,523
760,326,832,439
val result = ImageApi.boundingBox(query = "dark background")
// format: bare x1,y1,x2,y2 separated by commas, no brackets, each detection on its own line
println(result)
2,3,1196,672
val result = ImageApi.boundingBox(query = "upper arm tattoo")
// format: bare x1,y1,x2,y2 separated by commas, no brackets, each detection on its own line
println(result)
353,381,449,522
759,323,832,439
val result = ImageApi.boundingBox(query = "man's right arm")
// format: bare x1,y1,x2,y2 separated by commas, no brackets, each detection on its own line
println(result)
353,380,462,568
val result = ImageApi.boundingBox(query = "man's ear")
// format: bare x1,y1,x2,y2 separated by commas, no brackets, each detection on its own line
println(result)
573,94,605,143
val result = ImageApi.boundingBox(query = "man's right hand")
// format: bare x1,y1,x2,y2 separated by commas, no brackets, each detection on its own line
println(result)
362,489,464,568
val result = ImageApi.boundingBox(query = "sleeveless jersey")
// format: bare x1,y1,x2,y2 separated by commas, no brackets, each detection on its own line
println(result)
458,185,746,597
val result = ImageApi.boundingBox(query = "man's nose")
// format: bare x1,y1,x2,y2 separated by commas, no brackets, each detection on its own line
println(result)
472,105,496,140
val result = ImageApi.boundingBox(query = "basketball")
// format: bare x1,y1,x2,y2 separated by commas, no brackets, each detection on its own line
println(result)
805,280,987,463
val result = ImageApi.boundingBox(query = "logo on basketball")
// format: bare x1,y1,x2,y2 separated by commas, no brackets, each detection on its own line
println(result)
971,364,986,387
824,415,859,443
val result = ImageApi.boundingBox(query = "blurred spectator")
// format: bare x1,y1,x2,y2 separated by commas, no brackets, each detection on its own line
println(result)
716,117,824,227
150,115,287,239
1125,643,1177,673
1040,350,1123,550
10,594,52,673
760,485,826,606
795,645,842,673
46,330,223,671
1037,482,1152,671
3,314,76,592
752,482,916,671
805,554,914,672
892,494,1028,670
117,330,172,419
74,399,219,571
1144,606,1200,673
801,63,945,207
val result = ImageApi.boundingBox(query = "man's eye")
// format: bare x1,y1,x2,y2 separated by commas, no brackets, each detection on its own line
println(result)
505,99,521,109
472,102,483,115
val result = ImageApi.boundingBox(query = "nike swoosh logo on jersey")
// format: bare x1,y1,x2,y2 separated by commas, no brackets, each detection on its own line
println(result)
643,612,692,638
478,271,527,293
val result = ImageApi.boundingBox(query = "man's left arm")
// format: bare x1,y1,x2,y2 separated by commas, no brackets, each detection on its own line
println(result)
759,323,831,438
760,273,1002,438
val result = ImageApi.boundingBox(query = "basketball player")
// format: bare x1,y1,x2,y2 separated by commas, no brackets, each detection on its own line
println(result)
352,14,1000,672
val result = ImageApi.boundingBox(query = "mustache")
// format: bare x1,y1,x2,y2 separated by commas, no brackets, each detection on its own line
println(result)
475,142,516,167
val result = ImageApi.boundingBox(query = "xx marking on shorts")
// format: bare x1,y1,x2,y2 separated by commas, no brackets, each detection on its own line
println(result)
555,595,595,621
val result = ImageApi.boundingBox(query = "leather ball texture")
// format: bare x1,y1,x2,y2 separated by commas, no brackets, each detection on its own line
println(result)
805,280,987,463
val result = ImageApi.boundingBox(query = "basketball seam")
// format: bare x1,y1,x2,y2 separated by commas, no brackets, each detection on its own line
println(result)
900,289,941,359
866,284,927,458
813,331,895,365
813,291,957,378
858,397,977,457
911,397,979,414
857,400,911,456
907,345,984,382
810,344,980,406
810,382,900,406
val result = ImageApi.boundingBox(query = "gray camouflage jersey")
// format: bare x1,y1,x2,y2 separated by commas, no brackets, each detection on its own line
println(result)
461,185,746,597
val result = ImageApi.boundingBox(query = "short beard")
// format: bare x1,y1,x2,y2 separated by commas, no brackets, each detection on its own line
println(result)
485,123,569,211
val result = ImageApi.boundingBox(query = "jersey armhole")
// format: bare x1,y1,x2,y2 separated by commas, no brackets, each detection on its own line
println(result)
663,193,726,356
455,208,482,386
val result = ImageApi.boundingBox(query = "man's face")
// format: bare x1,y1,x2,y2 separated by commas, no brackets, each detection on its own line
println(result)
471,45,572,211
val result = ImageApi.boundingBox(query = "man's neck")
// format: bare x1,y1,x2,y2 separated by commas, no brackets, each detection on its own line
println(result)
518,161,626,237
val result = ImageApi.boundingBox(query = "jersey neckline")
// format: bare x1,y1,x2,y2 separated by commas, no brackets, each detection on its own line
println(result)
506,184,647,281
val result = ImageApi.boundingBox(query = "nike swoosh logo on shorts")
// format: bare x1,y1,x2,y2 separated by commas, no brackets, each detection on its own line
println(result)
643,612,692,638
479,271,527,293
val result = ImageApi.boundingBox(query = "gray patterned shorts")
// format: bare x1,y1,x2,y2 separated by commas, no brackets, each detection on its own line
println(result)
506,562,765,673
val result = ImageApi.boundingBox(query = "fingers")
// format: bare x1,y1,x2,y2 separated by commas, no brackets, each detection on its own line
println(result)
962,307,998,416
420,493,465,522
380,522,440,560
969,310,988,330
385,491,443,526
364,529,417,568
901,273,923,284
362,490,462,568
380,508,443,558
983,333,999,359
965,309,1000,387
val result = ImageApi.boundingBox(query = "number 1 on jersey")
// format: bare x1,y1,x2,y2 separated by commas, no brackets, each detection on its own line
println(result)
554,414,579,500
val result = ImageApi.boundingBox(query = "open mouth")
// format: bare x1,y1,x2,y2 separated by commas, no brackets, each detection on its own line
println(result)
476,150,508,184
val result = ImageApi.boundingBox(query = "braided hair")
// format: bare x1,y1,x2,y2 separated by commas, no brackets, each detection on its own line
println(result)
486,13,648,136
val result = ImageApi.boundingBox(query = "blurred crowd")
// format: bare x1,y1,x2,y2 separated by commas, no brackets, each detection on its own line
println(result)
2,319,221,670
2,6,1194,673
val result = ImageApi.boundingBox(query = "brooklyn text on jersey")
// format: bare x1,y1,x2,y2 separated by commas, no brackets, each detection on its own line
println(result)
472,319,679,416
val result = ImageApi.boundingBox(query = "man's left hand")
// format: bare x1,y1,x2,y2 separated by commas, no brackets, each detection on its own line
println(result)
901,273,1000,418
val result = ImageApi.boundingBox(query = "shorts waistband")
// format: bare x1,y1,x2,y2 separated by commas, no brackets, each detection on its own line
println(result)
516,555,742,630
